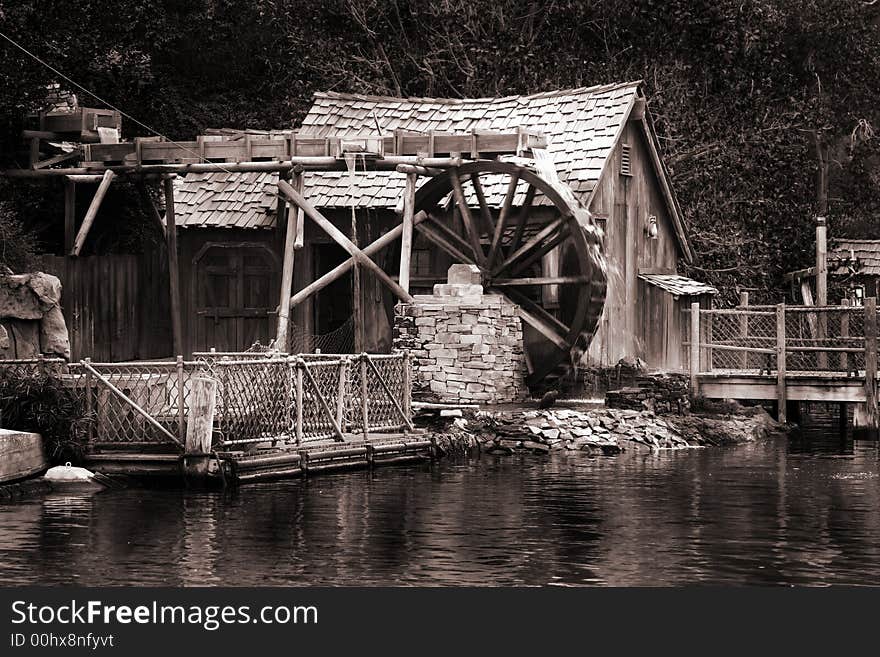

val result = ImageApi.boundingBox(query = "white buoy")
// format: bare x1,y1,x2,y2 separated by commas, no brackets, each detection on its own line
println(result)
44,462,104,490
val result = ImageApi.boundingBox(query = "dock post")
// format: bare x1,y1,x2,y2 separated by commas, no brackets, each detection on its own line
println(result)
689,302,700,394
776,303,787,423
176,355,185,443
402,350,412,430
335,357,347,430
840,298,850,372
360,354,369,440
184,377,217,482
295,359,304,445
863,297,878,432
739,292,749,369
84,357,94,443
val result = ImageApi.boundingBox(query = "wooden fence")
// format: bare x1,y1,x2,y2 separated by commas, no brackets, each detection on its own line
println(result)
36,252,172,362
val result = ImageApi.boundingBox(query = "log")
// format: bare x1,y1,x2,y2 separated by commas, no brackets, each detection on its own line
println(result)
185,377,217,455
776,303,787,423
690,302,700,392
70,169,115,256
275,172,298,352
398,173,416,294
277,179,414,304
864,297,877,429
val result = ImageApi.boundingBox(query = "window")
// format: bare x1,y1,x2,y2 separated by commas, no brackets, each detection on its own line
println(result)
620,143,632,176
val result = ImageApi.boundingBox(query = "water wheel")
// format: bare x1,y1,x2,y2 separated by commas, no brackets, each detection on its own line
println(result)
412,160,607,391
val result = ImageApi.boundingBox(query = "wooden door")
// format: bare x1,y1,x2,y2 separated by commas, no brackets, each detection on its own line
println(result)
192,243,279,352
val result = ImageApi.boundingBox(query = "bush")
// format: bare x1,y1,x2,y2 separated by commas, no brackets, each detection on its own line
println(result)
0,368,92,464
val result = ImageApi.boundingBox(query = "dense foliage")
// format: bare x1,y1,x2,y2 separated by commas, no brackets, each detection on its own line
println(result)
1,0,879,302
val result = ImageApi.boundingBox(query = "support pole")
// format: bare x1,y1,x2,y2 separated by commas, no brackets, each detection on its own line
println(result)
816,217,828,369
398,173,416,294
275,170,298,352
689,302,700,394
863,297,877,430
164,176,184,358
352,208,364,354
739,291,749,370
70,169,115,256
776,303,787,424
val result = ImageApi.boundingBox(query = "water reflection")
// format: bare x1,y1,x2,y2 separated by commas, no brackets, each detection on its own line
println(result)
1,435,878,586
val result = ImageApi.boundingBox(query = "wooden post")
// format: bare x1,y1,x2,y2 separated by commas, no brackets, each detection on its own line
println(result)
275,170,299,352
776,303,787,424
164,176,184,358
64,178,76,254
402,351,412,424
840,298,850,373
816,217,828,370
352,214,364,354
739,291,749,370
336,358,347,429
176,355,186,443
689,302,700,394
398,173,416,294
863,297,877,429
360,354,369,438
84,357,94,443
185,377,216,455
71,170,115,256
295,360,304,445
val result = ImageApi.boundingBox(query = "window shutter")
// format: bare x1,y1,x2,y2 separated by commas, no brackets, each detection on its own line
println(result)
620,143,632,176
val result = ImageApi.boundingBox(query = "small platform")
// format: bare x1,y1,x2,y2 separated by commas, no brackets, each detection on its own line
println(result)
83,431,434,485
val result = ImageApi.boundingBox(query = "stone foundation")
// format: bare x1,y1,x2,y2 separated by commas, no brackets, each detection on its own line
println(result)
393,264,528,404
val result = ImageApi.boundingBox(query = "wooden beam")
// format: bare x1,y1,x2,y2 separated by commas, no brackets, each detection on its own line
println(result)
414,222,475,266
290,211,427,308
469,172,494,236
164,177,184,357
448,168,486,266
293,171,305,250
275,171,298,352
783,266,817,282
690,302,700,392
277,179,414,304
63,179,75,254
70,169,115,256
398,173,416,294
491,276,588,286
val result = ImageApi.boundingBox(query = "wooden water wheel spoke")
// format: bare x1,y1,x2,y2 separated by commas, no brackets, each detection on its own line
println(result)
505,226,571,278
448,168,487,266
469,172,494,236
491,276,589,286
415,221,477,266
491,216,565,278
507,184,537,255
425,212,480,262
412,160,607,391
488,171,520,267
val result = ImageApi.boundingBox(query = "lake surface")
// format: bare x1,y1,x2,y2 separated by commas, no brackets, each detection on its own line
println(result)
1,431,879,586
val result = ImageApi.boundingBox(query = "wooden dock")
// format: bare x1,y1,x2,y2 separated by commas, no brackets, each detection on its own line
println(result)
687,299,879,425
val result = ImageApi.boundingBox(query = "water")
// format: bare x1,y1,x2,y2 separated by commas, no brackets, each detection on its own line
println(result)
1,435,879,586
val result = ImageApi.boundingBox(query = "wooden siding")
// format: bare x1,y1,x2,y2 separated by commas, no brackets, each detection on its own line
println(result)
37,252,172,361
586,119,684,369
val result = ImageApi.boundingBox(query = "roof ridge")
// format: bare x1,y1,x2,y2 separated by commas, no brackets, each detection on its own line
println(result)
312,80,643,105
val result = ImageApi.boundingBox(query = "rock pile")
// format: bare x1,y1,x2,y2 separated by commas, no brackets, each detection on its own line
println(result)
0,271,70,360
605,372,690,415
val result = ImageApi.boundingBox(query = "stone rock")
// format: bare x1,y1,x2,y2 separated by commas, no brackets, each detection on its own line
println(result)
447,264,482,286
520,440,550,454
39,306,70,359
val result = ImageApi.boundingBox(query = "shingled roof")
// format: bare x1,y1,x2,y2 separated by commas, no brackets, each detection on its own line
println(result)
173,81,687,256
829,239,880,276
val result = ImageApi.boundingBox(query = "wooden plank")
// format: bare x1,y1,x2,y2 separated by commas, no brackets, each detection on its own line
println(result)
776,303,787,423
398,173,416,294
277,179,414,304
71,170,115,256
469,172,494,236
164,177,184,357
492,217,564,277
738,291,749,369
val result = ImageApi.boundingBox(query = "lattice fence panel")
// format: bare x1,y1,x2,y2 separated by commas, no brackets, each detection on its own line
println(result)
347,354,410,433
703,310,777,371
298,358,345,442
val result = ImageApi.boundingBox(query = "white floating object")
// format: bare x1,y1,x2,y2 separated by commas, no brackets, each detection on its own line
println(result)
45,462,95,482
